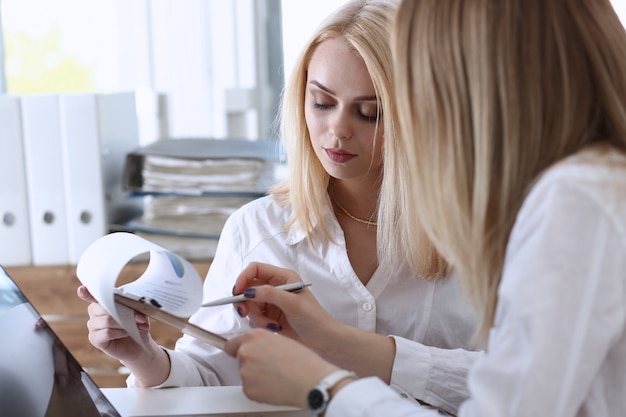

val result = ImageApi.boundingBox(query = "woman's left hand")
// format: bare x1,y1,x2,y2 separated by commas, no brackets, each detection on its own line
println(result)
224,328,340,409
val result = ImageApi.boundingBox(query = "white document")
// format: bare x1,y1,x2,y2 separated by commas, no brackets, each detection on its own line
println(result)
0,96,32,266
59,93,108,264
21,95,70,265
76,232,209,351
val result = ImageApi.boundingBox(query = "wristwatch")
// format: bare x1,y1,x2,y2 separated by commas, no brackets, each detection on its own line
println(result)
307,369,358,416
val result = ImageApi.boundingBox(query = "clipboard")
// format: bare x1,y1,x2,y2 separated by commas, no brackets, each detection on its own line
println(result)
114,293,227,351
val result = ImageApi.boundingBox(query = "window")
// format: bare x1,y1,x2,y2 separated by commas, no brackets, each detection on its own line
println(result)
4,0,624,141
0,0,284,141
1,0,118,94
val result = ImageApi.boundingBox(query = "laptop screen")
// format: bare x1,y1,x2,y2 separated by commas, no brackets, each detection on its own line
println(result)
0,265,122,417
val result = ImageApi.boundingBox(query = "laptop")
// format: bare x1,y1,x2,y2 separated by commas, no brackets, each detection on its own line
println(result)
0,265,122,417
0,265,307,417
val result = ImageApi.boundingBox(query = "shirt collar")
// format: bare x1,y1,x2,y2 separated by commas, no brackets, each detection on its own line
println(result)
285,194,338,245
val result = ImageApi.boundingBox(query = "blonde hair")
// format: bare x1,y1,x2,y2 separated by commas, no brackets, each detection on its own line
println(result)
391,0,626,339
273,0,394,238
272,0,446,277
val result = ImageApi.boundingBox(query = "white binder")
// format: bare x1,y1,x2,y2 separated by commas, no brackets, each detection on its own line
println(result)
0,96,32,266
21,95,70,265
97,92,143,227
59,94,107,264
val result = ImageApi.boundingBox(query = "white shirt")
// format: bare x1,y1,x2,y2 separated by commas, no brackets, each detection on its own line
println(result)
327,146,626,417
129,194,480,414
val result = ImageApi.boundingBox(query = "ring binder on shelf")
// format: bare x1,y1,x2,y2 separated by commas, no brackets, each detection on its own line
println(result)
59,93,108,264
0,96,32,266
21,95,70,265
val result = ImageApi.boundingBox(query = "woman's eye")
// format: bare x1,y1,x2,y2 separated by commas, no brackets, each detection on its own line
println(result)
313,102,331,110
359,111,380,123
358,103,381,122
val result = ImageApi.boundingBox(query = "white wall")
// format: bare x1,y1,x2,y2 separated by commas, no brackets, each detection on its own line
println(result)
280,0,349,83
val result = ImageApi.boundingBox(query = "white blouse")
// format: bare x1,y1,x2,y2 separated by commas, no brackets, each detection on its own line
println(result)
327,146,626,417
128,194,480,415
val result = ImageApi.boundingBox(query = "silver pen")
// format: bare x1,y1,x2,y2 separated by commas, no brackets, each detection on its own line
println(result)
202,281,312,307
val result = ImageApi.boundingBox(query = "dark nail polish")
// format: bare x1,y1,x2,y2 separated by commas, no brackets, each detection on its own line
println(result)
244,288,256,298
232,285,236,295
266,323,282,332
237,307,244,317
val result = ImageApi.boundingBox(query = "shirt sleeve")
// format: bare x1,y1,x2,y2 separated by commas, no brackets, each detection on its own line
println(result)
327,377,444,417
128,212,249,388
126,347,232,388
332,162,626,417
459,182,626,416
390,336,481,415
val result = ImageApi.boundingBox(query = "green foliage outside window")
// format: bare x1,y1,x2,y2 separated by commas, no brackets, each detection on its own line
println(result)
5,27,96,94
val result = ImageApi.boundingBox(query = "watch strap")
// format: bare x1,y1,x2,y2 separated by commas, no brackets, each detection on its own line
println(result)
308,369,358,416
318,369,358,391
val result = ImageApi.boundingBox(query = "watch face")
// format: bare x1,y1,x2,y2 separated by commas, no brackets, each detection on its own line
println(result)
308,388,326,411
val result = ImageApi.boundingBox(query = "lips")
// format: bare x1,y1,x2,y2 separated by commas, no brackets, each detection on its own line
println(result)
325,148,356,163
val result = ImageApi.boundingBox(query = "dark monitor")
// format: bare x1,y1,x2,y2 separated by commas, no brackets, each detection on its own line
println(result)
0,265,122,417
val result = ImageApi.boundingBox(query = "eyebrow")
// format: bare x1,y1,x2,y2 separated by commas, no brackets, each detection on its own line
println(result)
309,80,377,102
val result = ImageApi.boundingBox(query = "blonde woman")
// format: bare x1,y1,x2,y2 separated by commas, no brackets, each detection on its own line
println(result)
78,0,479,413
225,0,626,416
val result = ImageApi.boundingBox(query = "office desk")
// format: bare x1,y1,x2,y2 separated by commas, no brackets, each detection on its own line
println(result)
6,262,211,387
102,386,307,417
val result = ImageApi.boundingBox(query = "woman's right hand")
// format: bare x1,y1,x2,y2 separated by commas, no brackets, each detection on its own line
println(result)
232,262,397,382
232,262,346,350
76,285,154,363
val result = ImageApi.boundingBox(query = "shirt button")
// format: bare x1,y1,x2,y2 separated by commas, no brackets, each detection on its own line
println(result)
362,302,373,312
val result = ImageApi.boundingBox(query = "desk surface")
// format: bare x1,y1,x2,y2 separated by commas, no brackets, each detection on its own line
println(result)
102,386,307,417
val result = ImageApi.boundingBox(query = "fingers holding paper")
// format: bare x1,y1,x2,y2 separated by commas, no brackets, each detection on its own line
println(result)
77,285,173,387
77,285,151,363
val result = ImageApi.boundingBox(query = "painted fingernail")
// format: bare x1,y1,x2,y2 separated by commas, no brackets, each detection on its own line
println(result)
232,285,236,295
237,307,244,317
266,323,282,332
244,288,256,298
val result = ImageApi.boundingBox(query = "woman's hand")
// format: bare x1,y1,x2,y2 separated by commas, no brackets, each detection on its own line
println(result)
77,285,151,362
225,329,341,409
232,262,397,383
77,285,170,387
232,262,343,348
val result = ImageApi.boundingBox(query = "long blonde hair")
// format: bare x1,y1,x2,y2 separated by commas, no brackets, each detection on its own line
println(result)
391,0,626,339
273,0,447,277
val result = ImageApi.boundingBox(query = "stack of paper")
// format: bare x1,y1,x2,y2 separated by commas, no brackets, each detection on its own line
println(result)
119,138,286,260
126,195,255,238
141,155,275,195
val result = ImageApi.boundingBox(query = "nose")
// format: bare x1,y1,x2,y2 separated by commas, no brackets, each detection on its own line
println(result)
330,110,353,139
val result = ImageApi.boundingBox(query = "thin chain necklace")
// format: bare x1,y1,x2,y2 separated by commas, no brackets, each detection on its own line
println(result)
330,193,378,226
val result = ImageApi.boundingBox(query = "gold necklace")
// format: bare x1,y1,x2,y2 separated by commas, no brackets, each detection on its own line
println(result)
330,193,378,226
